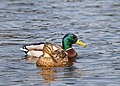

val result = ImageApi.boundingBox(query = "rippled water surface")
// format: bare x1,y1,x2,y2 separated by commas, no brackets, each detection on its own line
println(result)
0,0,120,86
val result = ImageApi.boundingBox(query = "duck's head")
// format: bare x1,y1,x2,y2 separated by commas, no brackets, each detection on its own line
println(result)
62,33,87,50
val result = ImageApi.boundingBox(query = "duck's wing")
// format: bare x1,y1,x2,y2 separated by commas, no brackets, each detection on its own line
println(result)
20,42,45,53
26,50,43,58
20,43,44,51
20,43,62,58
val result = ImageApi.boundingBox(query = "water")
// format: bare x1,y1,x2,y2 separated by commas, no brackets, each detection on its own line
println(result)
0,0,120,86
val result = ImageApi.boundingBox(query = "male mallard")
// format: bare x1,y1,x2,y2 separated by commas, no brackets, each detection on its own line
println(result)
21,33,87,59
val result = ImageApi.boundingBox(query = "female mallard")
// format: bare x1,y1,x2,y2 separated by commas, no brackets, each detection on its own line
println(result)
21,33,87,59
36,42,69,67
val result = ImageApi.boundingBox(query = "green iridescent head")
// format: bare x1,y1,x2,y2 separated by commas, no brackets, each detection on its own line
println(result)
62,33,87,50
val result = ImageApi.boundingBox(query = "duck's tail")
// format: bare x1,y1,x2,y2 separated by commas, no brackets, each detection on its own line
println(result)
20,46,29,54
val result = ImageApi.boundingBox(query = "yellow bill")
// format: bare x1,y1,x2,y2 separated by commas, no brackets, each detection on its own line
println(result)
76,39,87,47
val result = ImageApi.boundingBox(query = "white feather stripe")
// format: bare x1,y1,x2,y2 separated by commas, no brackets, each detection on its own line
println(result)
26,44,44,50
27,50,43,57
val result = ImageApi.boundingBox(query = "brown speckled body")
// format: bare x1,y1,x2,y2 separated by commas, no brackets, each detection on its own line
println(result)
36,56,68,67
36,43,69,67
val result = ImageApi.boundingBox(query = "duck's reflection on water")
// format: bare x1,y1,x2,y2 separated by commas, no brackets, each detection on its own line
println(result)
37,66,84,83
25,56,84,82
38,67,60,82
36,62,74,82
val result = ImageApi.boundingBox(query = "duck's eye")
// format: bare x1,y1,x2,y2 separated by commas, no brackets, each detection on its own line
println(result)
71,36,76,39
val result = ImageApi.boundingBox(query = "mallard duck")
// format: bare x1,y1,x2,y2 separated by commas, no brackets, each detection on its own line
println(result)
36,42,69,67
21,33,87,59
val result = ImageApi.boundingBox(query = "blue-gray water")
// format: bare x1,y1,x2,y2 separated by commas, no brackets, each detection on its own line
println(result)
0,0,120,86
